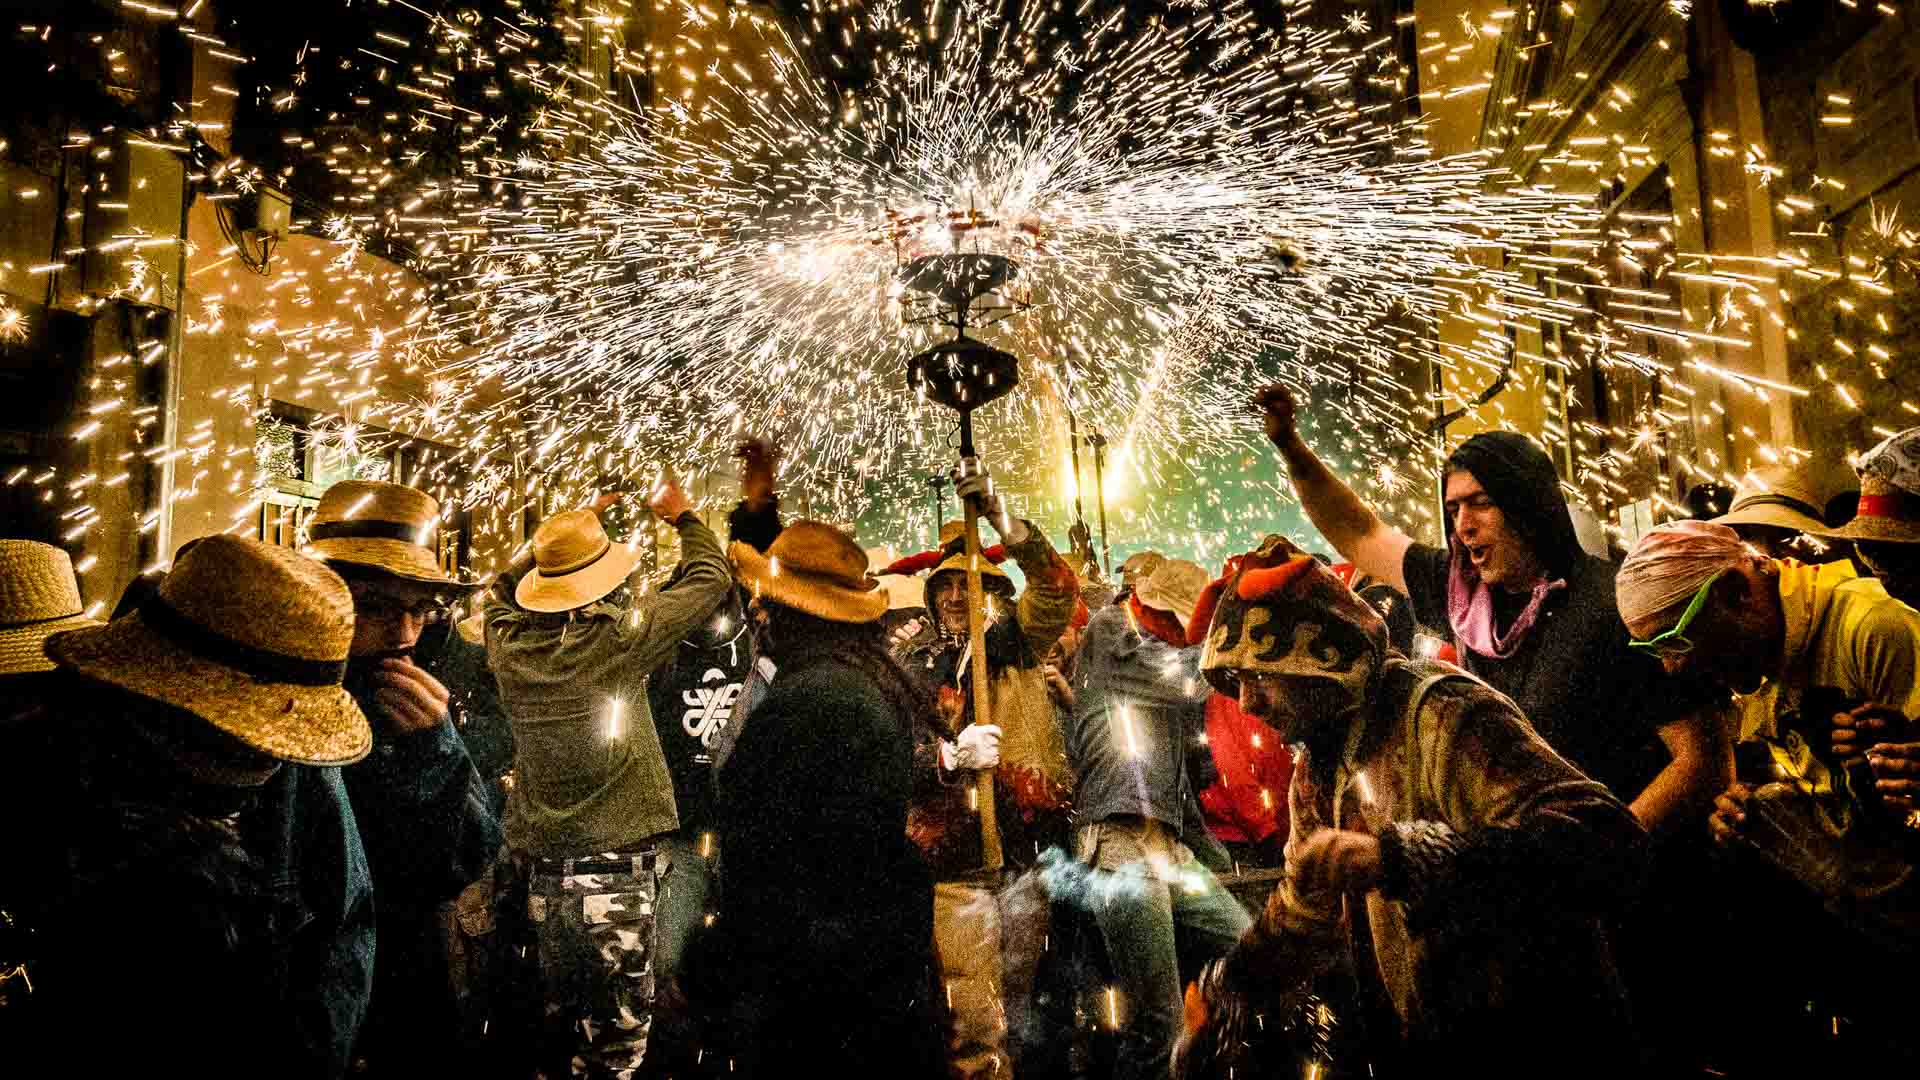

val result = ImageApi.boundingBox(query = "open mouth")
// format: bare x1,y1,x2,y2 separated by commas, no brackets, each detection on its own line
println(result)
1467,544,1490,567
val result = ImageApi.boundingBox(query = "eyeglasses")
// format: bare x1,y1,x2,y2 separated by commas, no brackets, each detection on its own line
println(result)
1627,570,1727,658
354,594,452,625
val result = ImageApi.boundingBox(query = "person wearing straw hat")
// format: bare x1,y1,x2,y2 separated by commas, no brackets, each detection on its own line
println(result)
0,535,378,1077
1060,556,1250,1080
0,539,102,717
1710,463,1850,562
681,519,943,1075
303,479,503,1078
483,476,730,1078
889,476,1078,1080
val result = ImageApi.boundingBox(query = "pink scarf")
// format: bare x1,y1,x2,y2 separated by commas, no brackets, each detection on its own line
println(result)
1446,542,1566,660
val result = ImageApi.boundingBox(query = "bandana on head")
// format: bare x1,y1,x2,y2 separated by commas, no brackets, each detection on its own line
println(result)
1616,519,1754,631
1197,534,1388,697
1859,427,1920,496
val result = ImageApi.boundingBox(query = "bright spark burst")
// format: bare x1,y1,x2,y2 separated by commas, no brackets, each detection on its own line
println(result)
358,0,1630,526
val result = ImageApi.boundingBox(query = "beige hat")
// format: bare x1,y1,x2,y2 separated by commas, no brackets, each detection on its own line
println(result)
306,480,477,591
516,509,643,613
732,522,888,624
0,540,102,675
866,546,926,611
1134,558,1209,631
1820,428,1920,545
44,535,371,765
1710,465,1837,535
1120,550,1167,590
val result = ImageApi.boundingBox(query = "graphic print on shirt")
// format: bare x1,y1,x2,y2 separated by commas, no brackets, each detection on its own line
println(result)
683,667,743,750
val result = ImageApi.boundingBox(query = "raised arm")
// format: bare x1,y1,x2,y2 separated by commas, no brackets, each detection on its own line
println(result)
613,480,735,672
1255,384,1413,596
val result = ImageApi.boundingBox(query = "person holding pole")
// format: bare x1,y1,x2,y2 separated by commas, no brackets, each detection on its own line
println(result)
893,464,1080,1080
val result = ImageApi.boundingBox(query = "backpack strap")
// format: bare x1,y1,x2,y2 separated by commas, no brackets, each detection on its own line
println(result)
1398,658,1472,820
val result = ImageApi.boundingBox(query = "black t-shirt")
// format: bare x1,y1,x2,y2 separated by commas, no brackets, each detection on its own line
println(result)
647,605,755,835
1403,543,1708,801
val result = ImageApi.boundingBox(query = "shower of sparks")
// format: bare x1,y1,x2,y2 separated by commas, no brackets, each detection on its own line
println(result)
293,0,1663,528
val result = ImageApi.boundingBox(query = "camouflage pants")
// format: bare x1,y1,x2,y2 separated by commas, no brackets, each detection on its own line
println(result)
528,848,661,1080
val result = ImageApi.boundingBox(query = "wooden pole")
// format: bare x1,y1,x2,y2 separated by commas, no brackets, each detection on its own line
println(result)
958,444,1001,873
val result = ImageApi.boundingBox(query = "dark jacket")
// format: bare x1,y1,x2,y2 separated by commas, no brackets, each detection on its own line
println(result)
697,655,942,1073
342,706,502,1073
2,700,375,1079
1065,604,1217,836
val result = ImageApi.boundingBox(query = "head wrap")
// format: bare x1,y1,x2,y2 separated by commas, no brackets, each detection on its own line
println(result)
1616,520,1754,631
1445,431,1583,577
1196,534,1388,698
1440,432,1581,659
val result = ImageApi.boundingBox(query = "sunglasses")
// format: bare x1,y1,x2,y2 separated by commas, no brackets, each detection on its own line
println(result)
1627,569,1727,658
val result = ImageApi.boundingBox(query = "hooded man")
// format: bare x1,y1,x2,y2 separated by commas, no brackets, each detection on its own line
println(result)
892,468,1079,1080
1253,384,1725,830
1180,536,1647,1077
304,480,505,1075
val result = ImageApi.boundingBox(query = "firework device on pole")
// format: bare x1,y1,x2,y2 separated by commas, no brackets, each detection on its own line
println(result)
903,251,1023,874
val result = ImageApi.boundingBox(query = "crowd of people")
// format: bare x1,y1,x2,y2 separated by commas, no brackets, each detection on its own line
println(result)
3,387,1919,1078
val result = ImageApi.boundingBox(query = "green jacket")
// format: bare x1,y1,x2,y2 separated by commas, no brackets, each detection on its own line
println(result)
484,515,733,857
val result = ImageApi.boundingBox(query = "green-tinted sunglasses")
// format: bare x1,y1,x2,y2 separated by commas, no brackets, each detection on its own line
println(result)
1628,569,1728,658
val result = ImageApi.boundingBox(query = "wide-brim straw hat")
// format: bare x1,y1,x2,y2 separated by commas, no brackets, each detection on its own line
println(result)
516,508,643,613
0,539,102,674
306,479,479,591
43,534,371,766
1135,557,1209,631
732,521,888,624
1710,465,1836,535
1818,428,1920,545
1820,473,1920,544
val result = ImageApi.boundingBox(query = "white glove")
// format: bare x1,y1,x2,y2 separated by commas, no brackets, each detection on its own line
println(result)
941,723,1003,771
952,469,1029,545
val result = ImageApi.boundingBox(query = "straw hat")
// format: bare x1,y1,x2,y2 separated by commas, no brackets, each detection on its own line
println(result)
1134,558,1209,631
306,480,477,591
1119,550,1166,590
516,508,643,613
1820,428,1920,545
1710,465,1836,534
928,518,1015,600
43,535,371,766
731,521,888,624
0,540,102,675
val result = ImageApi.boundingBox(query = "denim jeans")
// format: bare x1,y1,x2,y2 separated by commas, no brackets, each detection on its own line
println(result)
1078,818,1251,1080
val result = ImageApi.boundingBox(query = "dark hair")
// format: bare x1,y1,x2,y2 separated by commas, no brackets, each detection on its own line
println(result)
761,602,928,730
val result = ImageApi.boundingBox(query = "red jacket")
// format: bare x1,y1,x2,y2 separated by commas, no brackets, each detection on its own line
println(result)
1196,693,1293,846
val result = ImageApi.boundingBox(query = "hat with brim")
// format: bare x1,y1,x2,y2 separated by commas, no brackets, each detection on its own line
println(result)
1818,474,1920,545
43,534,370,766
1135,558,1209,632
1710,465,1836,535
732,521,888,624
306,480,480,591
0,539,102,674
516,508,644,613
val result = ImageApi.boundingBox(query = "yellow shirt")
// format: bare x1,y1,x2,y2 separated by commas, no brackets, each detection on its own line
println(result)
1733,560,1918,740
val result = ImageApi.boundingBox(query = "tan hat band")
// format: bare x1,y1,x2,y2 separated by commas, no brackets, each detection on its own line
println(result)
311,520,433,545
1733,493,1822,519
543,538,612,577
140,596,347,687
1,609,84,631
